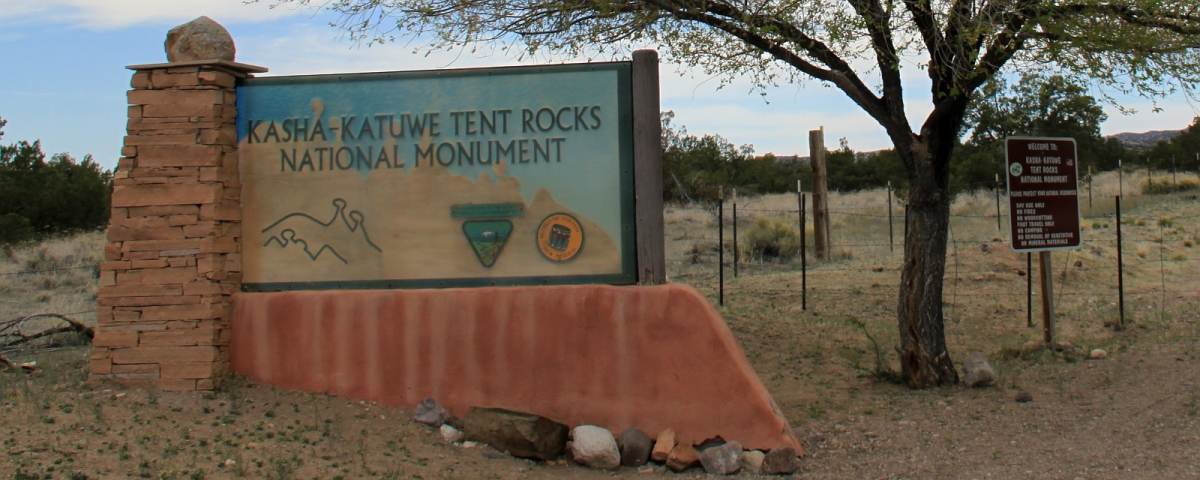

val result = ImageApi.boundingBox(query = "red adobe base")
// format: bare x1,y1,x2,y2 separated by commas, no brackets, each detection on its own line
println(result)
230,283,801,453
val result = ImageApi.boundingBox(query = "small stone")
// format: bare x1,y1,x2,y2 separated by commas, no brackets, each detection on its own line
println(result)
1015,390,1034,403
761,446,796,475
571,425,620,470
740,450,765,472
1055,341,1074,352
483,449,504,459
617,427,652,467
1021,340,1044,355
962,351,996,387
413,398,451,426
440,424,464,443
666,443,700,472
165,16,236,62
651,429,675,463
222,459,236,468
461,441,477,449
1089,348,1108,359
699,440,743,475
637,465,656,474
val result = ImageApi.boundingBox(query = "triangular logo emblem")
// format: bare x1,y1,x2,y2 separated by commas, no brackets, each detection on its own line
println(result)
462,220,514,268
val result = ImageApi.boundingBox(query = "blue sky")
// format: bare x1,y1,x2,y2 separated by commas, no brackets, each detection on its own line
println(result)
1,0,1197,171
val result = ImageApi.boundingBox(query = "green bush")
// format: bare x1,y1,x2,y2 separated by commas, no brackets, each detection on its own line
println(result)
740,216,801,260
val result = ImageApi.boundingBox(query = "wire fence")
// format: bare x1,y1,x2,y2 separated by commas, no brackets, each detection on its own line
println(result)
664,188,1200,328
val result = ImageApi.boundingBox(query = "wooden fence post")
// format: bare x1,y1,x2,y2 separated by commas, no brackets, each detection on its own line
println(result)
809,128,830,260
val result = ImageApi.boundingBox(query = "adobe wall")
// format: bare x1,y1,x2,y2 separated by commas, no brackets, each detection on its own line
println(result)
90,61,263,391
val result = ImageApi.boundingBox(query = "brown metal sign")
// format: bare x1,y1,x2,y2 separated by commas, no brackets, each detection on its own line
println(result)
1005,137,1081,252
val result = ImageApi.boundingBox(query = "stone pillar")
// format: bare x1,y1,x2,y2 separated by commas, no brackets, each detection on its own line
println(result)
91,60,265,391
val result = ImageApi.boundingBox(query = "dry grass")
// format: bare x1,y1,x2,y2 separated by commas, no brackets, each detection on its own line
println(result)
2,178,1199,478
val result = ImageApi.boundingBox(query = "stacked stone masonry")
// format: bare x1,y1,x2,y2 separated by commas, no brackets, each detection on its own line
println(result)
91,63,251,391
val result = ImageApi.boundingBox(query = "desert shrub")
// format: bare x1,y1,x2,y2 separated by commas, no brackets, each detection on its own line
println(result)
1140,176,1199,195
0,117,112,244
740,216,801,260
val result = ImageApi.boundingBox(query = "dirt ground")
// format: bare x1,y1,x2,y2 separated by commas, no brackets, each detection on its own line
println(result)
1,172,1198,479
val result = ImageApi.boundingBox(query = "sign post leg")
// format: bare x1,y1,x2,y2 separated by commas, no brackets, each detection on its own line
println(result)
1039,250,1055,345
1027,252,1033,328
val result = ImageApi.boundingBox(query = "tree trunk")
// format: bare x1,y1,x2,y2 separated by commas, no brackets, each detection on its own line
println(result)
894,107,967,388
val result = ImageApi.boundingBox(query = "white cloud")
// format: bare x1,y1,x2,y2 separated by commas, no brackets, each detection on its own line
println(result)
0,0,309,29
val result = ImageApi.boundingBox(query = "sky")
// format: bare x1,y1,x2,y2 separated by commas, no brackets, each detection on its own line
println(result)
1,0,1197,171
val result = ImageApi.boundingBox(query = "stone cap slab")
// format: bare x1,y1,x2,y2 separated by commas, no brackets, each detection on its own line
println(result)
127,59,267,75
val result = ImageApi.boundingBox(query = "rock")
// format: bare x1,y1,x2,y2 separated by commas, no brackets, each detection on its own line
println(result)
699,440,743,475
1089,348,1108,359
461,441,477,449
570,425,620,470
666,443,700,472
413,398,451,426
1015,390,1034,403
463,407,568,460
740,450,765,472
165,16,236,62
761,446,796,475
962,351,996,387
650,429,675,463
440,424,464,443
1055,341,1074,352
617,427,652,467
1021,340,1044,355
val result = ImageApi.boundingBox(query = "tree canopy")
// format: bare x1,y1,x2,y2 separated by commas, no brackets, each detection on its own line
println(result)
0,116,113,243
268,0,1200,387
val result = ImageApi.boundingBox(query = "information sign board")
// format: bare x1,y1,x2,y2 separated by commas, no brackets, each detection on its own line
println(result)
1005,137,1081,252
236,63,637,290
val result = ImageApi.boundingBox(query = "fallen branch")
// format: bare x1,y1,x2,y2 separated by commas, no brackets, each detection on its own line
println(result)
0,354,13,371
0,313,94,349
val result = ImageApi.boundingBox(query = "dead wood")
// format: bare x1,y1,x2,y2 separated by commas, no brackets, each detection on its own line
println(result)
0,313,94,350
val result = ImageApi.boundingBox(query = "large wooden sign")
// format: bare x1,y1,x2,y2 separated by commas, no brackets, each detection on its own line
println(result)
1005,137,1081,251
237,63,637,290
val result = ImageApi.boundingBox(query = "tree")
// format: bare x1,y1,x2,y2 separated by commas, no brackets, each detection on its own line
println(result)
0,117,113,243
951,74,1127,191
1141,116,1200,172
267,0,1200,387
662,112,809,202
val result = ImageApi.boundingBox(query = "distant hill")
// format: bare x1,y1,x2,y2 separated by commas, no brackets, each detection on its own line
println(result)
1106,129,1183,152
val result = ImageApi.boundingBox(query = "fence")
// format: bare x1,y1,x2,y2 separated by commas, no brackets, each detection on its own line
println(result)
664,174,1200,333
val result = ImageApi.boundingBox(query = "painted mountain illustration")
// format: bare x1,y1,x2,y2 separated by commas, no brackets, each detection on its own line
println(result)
261,198,382,265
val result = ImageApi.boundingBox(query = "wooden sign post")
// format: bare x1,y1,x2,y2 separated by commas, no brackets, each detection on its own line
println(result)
1005,137,1081,346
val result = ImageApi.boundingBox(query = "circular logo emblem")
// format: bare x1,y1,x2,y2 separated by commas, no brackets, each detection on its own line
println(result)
537,213,584,262
1009,162,1023,177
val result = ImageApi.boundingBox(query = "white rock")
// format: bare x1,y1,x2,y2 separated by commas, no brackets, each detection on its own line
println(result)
570,425,620,470
461,441,477,449
962,351,996,387
440,424,465,443
1089,348,1108,359
740,450,765,472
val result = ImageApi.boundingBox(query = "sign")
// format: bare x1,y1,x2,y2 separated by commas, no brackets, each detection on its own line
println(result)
1005,137,1081,251
236,63,637,290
